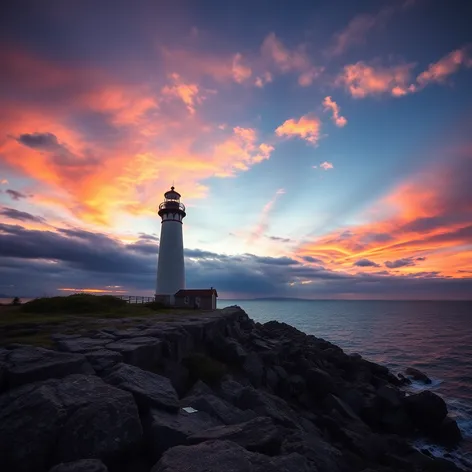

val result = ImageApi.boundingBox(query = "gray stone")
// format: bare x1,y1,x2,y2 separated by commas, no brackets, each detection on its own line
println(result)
84,350,123,373
188,416,282,455
432,417,463,446
0,374,142,472
106,337,163,369
183,392,255,425
103,363,179,411
143,408,220,460
152,440,313,472
405,391,448,429
56,337,109,353
49,459,108,472
376,385,404,409
405,367,432,384
218,378,245,405
1,346,92,388
243,353,264,387
237,386,299,428
323,394,360,421
305,367,338,399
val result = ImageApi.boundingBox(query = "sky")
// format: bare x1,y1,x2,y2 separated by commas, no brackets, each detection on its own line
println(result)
1,0,472,300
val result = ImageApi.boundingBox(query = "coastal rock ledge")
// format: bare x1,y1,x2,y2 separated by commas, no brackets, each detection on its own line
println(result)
0,306,467,472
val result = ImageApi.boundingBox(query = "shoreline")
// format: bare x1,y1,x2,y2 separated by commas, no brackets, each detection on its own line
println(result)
0,306,470,472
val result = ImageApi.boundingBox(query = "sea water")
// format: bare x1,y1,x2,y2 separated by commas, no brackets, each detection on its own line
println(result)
220,299,472,467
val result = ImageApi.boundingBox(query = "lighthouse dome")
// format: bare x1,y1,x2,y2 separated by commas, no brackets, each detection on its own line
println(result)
164,186,181,201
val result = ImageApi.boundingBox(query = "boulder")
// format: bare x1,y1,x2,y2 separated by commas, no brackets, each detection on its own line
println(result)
183,392,255,425
431,417,463,446
152,440,313,472
376,385,404,409
49,459,108,472
405,367,432,384
218,378,245,405
243,352,264,387
188,416,282,455
405,391,448,430
340,389,365,415
106,337,163,369
143,408,220,460
208,336,247,365
323,394,360,421
305,367,338,399
237,386,299,428
84,350,123,373
103,363,179,412
0,374,142,472
1,346,93,388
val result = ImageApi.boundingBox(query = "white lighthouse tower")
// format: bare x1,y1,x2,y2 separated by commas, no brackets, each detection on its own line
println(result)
155,186,186,300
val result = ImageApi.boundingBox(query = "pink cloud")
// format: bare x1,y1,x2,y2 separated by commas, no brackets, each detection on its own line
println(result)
417,46,472,86
255,72,273,88
261,33,322,86
232,53,252,84
320,161,334,170
322,96,347,127
275,115,322,145
336,61,416,98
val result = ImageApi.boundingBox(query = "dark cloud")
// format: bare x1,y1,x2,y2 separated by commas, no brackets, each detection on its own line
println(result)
416,257,426,261
1,223,471,299
16,132,60,150
302,256,324,264
385,257,416,269
354,258,380,267
16,132,98,169
5,189,28,200
138,233,159,242
267,235,293,243
0,207,45,223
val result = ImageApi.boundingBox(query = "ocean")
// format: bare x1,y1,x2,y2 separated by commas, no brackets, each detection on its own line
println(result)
220,299,472,465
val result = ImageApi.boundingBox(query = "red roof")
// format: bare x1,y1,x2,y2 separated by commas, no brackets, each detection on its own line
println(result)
175,288,218,297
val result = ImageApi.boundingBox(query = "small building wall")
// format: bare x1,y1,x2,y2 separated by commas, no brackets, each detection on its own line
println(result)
174,294,215,310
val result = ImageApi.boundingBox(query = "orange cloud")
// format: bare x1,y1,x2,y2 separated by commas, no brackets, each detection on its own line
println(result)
417,46,472,86
337,46,472,98
161,73,205,115
322,96,347,127
275,115,322,145
0,47,275,227
336,61,416,98
298,153,472,277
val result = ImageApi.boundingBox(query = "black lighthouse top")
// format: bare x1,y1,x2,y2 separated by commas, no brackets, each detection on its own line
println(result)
158,186,186,219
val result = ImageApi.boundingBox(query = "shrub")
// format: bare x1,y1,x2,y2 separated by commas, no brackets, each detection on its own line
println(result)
11,297,21,306
21,294,128,314
144,301,167,310
183,352,228,386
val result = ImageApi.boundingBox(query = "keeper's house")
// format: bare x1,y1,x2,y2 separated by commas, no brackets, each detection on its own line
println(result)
173,288,218,310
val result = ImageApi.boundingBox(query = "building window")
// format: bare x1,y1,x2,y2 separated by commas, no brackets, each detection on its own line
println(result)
184,296,189,305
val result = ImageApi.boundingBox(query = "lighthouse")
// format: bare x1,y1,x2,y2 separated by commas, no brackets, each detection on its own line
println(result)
155,186,186,300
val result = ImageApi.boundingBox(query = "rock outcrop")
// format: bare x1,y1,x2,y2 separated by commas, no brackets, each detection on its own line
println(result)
0,306,466,472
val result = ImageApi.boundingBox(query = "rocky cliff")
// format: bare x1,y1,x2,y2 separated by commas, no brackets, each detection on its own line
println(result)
0,306,467,472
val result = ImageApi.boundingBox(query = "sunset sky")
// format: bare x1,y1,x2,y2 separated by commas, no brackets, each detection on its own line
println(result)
1,0,471,299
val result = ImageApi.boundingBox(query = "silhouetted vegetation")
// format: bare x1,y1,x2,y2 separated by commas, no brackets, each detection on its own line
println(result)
183,352,228,386
21,294,128,314
144,300,167,310
12,297,21,306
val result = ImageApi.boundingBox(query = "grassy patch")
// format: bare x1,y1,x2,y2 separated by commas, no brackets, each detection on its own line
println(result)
183,352,228,386
22,294,128,314
0,331,54,348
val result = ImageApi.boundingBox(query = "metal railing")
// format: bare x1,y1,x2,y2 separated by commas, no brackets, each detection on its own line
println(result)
119,296,155,304
158,201,186,212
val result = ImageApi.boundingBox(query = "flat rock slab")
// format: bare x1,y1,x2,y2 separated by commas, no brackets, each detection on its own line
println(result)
105,337,163,369
49,459,108,472
144,408,220,460
152,440,313,472
0,374,142,472
56,337,110,353
103,363,179,411
0,346,92,389
183,393,255,425
84,350,123,373
188,416,282,455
